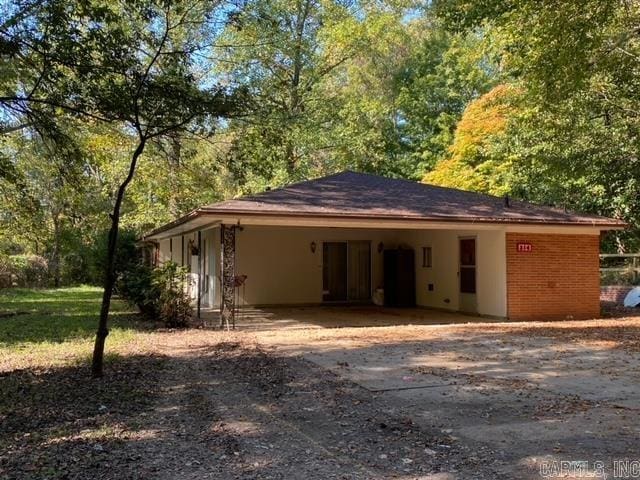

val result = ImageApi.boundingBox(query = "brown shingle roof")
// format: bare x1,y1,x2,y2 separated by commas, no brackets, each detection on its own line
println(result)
200,171,623,226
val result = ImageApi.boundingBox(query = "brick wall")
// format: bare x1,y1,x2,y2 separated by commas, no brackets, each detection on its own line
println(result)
506,233,601,321
600,285,633,305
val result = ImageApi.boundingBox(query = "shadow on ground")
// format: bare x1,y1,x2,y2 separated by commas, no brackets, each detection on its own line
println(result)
0,311,154,347
0,342,487,480
0,353,168,479
3,323,640,479
0,287,153,346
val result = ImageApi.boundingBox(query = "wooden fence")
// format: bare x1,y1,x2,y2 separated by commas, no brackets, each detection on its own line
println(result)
600,253,640,285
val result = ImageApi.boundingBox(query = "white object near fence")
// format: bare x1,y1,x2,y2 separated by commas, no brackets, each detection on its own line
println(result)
624,287,640,308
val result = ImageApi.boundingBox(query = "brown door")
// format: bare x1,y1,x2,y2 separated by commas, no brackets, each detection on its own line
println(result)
459,237,477,313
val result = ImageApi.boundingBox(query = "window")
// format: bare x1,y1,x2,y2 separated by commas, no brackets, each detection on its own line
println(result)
422,246,432,268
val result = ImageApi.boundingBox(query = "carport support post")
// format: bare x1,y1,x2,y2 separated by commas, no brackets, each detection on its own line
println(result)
220,224,236,329
197,230,201,319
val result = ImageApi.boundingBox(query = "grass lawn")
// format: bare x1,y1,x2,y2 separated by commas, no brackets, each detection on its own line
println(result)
0,286,146,371
0,287,167,480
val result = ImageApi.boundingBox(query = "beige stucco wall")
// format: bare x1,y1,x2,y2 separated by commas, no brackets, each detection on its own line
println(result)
157,227,220,308
232,225,506,317
234,226,399,306
157,225,507,318
404,229,507,317
158,238,171,264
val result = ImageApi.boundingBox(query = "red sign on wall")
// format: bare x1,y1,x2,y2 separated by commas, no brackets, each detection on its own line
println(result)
517,242,533,253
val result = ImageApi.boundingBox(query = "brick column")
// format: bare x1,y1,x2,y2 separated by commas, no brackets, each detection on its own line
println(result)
220,225,236,329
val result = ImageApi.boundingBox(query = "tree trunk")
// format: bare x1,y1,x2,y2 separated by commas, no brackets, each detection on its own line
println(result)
167,133,182,217
284,0,310,175
92,138,146,378
51,211,61,288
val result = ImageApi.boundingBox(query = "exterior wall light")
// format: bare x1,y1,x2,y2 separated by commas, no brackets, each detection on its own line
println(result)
310,241,317,253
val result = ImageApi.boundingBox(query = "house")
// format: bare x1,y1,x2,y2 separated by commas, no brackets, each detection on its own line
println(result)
142,170,625,323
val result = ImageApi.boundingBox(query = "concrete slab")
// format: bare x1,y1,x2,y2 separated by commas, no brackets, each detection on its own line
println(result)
303,348,451,392
201,305,492,331
252,313,640,477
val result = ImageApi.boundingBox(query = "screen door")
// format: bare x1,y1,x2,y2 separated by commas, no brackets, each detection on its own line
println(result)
323,242,348,301
347,241,371,302
323,241,371,302
459,237,477,313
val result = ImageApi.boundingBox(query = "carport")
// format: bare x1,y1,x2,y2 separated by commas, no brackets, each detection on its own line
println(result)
143,170,624,325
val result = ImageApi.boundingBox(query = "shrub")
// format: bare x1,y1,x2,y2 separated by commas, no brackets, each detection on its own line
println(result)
87,229,141,286
118,261,192,327
0,255,12,288
152,262,192,328
117,263,159,318
0,254,49,288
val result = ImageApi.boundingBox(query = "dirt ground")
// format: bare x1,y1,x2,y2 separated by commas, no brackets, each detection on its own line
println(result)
257,316,640,479
3,311,640,479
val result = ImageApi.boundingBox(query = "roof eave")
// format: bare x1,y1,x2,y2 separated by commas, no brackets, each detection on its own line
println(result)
141,208,203,240
199,208,626,227
138,208,623,234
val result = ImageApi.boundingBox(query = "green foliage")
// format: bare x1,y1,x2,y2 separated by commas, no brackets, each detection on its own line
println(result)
218,0,359,187
119,261,192,327
89,229,141,286
1,0,244,294
0,255,10,288
0,254,48,288
152,262,192,328
117,263,158,318
423,84,517,195
395,23,499,175
430,0,640,251
502,98,640,252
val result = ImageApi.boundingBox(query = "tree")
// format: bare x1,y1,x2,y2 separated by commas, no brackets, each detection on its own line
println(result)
433,0,640,250
209,1,500,189
2,0,241,376
423,84,517,195
218,0,419,189
0,129,86,286
219,0,360,188
395,21,498,176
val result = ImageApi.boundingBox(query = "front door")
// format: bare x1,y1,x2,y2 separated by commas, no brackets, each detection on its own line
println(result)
459,237,477,313
323,241,371,302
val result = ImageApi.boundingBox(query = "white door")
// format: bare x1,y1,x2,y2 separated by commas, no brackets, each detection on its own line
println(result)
207,240,216,307
189,255,199,303
199,238,216,308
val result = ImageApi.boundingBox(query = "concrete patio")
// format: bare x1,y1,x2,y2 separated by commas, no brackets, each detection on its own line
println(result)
199,305,493,331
